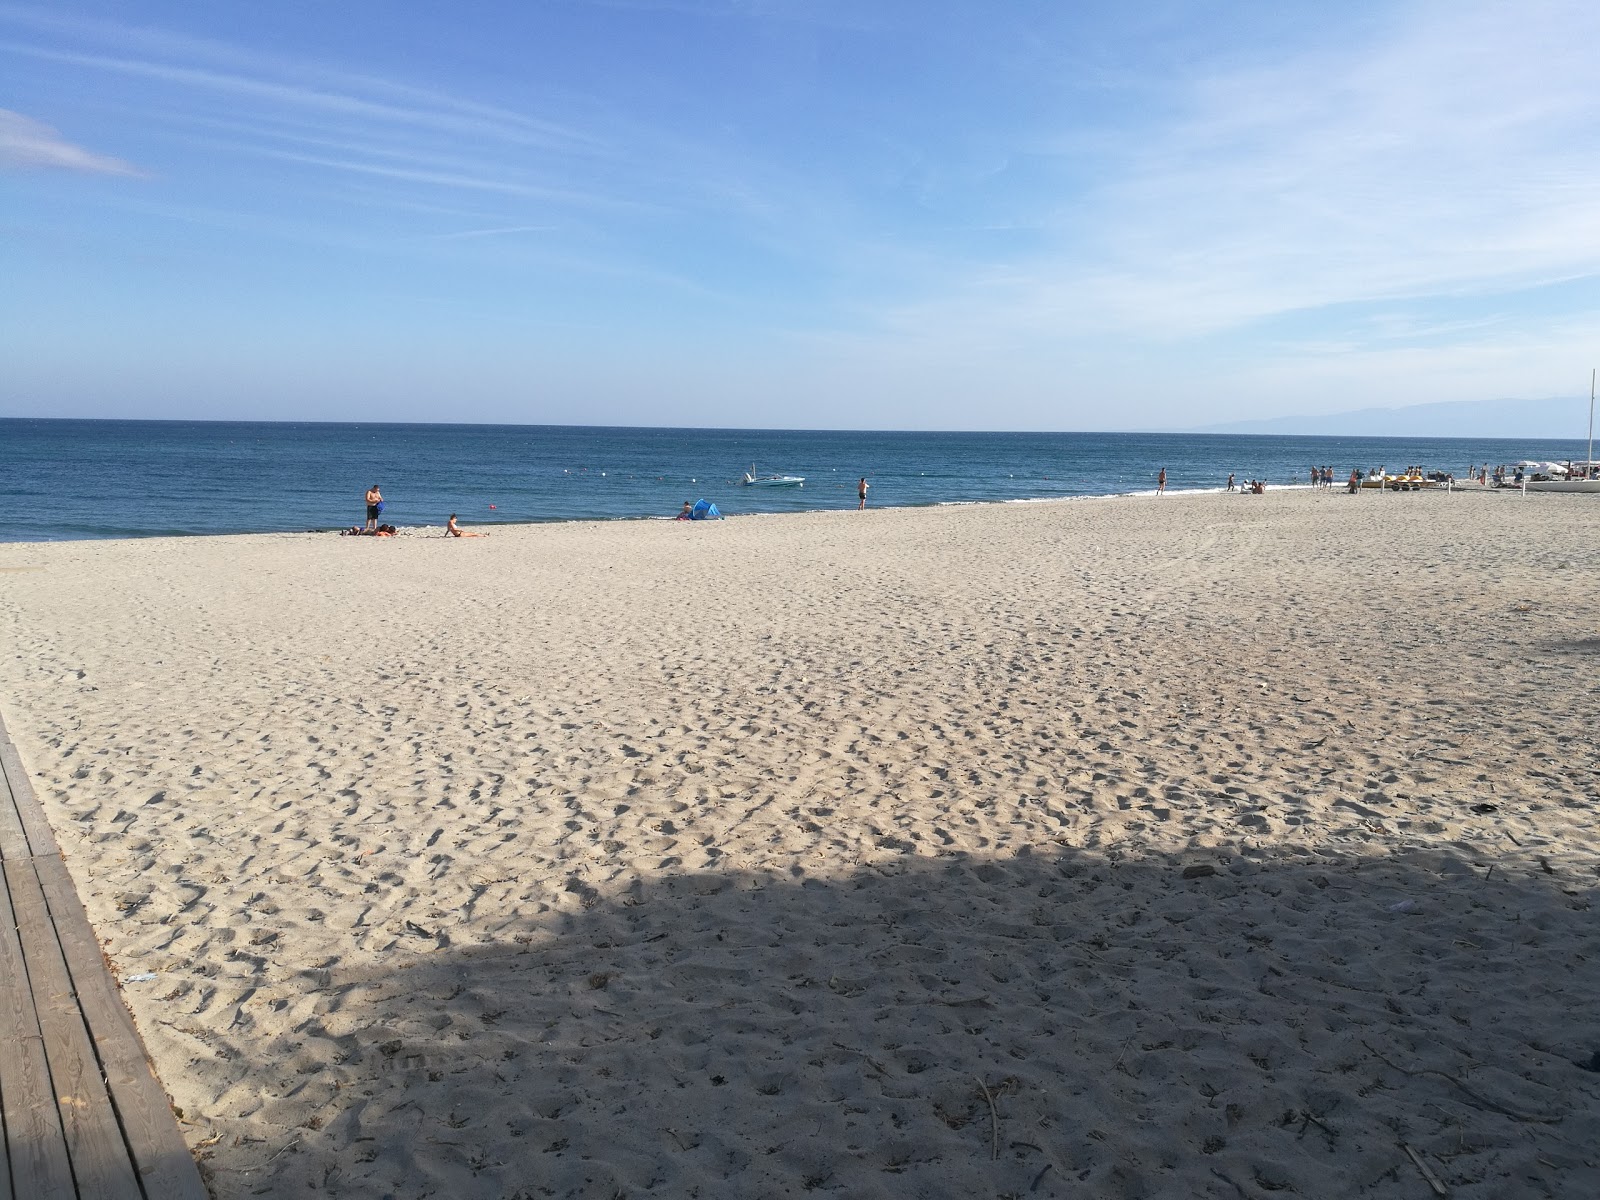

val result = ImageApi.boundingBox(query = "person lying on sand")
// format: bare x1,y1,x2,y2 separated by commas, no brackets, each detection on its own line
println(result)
446,514,487,538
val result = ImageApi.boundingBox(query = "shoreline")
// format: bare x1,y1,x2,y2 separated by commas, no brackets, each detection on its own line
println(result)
1,475,1531,547
2,489,1596,1198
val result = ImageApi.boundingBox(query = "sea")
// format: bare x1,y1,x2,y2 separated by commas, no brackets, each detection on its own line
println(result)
0,418,1589,542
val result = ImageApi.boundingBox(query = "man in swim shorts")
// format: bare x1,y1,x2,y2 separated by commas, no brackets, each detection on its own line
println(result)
858,477,869,510
365,484,383,532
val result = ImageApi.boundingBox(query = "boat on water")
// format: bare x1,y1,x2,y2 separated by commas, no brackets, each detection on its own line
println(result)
741,464,804,488
1524,369,1599,493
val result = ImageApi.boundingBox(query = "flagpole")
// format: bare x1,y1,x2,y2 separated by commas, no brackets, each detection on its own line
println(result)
1588,367,1595,476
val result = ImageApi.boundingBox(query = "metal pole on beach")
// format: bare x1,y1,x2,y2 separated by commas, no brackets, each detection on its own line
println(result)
1588,368,1595,477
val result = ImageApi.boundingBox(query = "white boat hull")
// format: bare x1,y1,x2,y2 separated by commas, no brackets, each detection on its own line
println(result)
1524,478,1600,492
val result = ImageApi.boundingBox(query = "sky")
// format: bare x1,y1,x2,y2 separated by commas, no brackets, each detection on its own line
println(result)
4,0,1600,432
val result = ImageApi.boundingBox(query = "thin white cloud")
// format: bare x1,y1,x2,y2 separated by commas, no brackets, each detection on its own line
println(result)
435,225,559,240
0,41,597,153
870,0,1600,353
1066,0,1600,333
0,108,143,174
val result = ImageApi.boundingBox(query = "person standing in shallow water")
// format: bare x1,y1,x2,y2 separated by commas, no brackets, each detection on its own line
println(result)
364,483,382,532
1157,467,1167,495
858,477,869,509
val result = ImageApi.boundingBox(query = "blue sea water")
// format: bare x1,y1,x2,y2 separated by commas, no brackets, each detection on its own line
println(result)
0,418,1589,542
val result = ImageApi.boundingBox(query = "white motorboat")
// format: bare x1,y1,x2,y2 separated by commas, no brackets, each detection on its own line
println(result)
1522,462,1600,493
741,464,804,488
1524,370,1600,492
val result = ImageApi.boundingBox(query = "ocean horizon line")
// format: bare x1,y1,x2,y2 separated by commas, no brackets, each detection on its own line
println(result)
5,414,1589,445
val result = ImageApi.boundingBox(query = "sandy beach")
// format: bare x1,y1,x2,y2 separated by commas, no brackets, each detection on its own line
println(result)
2,487,1598,1199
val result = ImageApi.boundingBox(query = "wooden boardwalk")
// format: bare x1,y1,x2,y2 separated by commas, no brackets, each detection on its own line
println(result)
0,714,209,1200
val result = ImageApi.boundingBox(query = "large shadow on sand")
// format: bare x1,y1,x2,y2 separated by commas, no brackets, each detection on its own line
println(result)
195,842,1600,1200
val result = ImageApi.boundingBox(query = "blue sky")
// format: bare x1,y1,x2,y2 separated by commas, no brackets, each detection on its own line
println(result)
4,0,1599,431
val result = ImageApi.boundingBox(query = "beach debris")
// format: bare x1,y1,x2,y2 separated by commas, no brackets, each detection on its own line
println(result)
972,1074,1001,1160
1362,1040,1560,1123
1029,1162,1053,1192
1471,802,1498,814
665,1128,699,1151
403,920,435,939
1400,1142,1449,1197
1387,899,1418,913
1182,864,1217,879
1293,1109,1339,1149
1112,1032,1138,1075
1209,1168,1252,1199
124,972,157,982
832,1041,889,1077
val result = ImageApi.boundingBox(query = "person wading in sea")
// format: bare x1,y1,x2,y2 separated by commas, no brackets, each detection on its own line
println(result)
858,477,869,510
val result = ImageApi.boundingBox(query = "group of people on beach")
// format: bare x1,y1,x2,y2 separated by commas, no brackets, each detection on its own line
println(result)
351,475,871,538
1307,465,1338,487
342,484,487,537
1224,474,1266,494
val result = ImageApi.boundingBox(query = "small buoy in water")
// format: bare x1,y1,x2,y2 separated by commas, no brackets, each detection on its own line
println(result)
488,504,497,510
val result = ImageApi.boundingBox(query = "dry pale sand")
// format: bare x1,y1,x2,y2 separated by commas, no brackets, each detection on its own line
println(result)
2,487,1598,1200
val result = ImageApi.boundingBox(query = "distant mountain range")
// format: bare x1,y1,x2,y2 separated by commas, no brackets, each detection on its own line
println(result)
1193,395,1593,439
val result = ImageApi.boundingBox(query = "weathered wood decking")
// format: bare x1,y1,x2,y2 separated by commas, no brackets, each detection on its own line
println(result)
0,714,208,1200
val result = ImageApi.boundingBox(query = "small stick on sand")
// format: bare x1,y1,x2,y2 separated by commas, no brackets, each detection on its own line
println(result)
1113,1032,1137,1075
1401,1142,1449,1197
1361,1041,1558,1123
1209,1167,1255,1199
972,1074,999,1160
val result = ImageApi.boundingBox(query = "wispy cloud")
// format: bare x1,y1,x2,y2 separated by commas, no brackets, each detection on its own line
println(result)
0,107,143,174
0,40,598,153
0,8,752,238
875,0,1600,352
434,225,559,241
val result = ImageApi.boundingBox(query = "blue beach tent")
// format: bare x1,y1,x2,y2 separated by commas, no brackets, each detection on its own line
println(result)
690,499,723,520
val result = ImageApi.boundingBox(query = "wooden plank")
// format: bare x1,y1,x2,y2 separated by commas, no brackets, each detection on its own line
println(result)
33,854,210,1200
2,858,144,1200
0,861,77,1200
0,739,61,859
0,765,32,862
